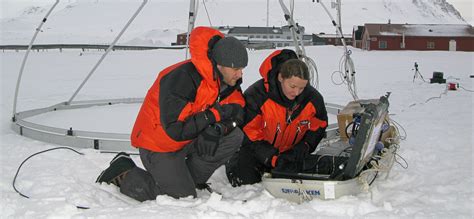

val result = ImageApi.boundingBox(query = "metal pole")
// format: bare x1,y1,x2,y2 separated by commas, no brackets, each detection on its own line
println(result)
266,0,269,27
12,0,59,121
319,0,358,100
279,0,319,89
278,0,302,56
185,0,197,60
337,0,342,30
67,0,148,104
336,0,342,45
319,1,347,49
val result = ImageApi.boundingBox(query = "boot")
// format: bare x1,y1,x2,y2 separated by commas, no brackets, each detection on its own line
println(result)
96,152,136,187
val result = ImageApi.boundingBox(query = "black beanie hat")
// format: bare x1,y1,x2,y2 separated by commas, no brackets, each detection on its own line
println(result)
211,36,248,68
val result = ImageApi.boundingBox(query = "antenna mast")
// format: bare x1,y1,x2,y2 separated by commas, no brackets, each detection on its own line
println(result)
185,0,198,60
319,0,359,100
336,0,342,45
266,0,270,27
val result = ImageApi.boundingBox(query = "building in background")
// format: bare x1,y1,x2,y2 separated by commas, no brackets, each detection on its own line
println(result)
312,33,353,46
352,26,365,48
173,25,312,49
360,23,474,51
173,32,188,46
224,25,311,49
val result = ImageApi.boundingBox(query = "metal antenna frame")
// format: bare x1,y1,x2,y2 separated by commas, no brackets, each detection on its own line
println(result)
318,0,358,100
11,0,149,152
12,0,60,121
67,0,148,104
11,0,341,152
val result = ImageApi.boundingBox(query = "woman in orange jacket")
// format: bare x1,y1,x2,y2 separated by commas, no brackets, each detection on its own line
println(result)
226,49,328,186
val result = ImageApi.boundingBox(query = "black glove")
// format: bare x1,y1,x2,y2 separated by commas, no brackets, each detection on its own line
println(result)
273,142,311,172
196,125,223,156
273,150,298,173
253,141,279,167
292,141,310,162
219,120,238,136
232,105,245,125
226,169,243,187
225,152,242,187
215,103,244,124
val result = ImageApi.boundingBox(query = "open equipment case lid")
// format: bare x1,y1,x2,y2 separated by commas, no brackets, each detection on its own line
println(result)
270,94,390,181
341,94,390,180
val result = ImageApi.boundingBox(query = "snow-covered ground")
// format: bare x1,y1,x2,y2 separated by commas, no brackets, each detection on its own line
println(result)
1,44,473,217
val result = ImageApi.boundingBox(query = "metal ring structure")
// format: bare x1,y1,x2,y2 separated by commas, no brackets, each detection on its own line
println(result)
11,98,141,152
11,99,343,152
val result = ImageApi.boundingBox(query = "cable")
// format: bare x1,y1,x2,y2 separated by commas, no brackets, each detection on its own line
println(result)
394,150,408,169
368,171,378,186
459,85,474,92
302,55,320,91
425,84,448,103
317,0,358,100
388,117,407,141
413,74,472,104
13,147,83,198
12,147,137,210
12,147,90,209
385,117,409,170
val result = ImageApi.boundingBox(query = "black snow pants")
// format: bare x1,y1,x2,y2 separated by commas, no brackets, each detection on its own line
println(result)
120,128,243,201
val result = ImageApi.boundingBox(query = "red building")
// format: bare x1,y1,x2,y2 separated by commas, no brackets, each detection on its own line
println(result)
360,23,474,51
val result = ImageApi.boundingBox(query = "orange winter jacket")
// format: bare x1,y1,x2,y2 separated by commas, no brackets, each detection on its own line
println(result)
131,27,245,152
242,49,328,153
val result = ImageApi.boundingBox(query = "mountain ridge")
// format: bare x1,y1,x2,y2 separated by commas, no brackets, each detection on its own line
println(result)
1,0,468,46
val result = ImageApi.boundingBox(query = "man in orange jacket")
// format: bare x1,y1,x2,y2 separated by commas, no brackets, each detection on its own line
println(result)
226,49,328,186
96,27,248,201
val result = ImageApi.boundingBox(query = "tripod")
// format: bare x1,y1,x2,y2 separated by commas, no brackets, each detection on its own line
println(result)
412,62,425,82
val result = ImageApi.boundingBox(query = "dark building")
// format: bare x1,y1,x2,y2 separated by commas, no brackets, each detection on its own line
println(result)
173,25,312,49
172,32,188,46
352,25,365,48
312,33,352,46
224,25,311,48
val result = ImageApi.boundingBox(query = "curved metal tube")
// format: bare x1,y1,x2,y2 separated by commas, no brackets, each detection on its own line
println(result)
318,0,348,50
278,0,304,56
11,97,342,152
67,0,148,104
12,0,60,121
